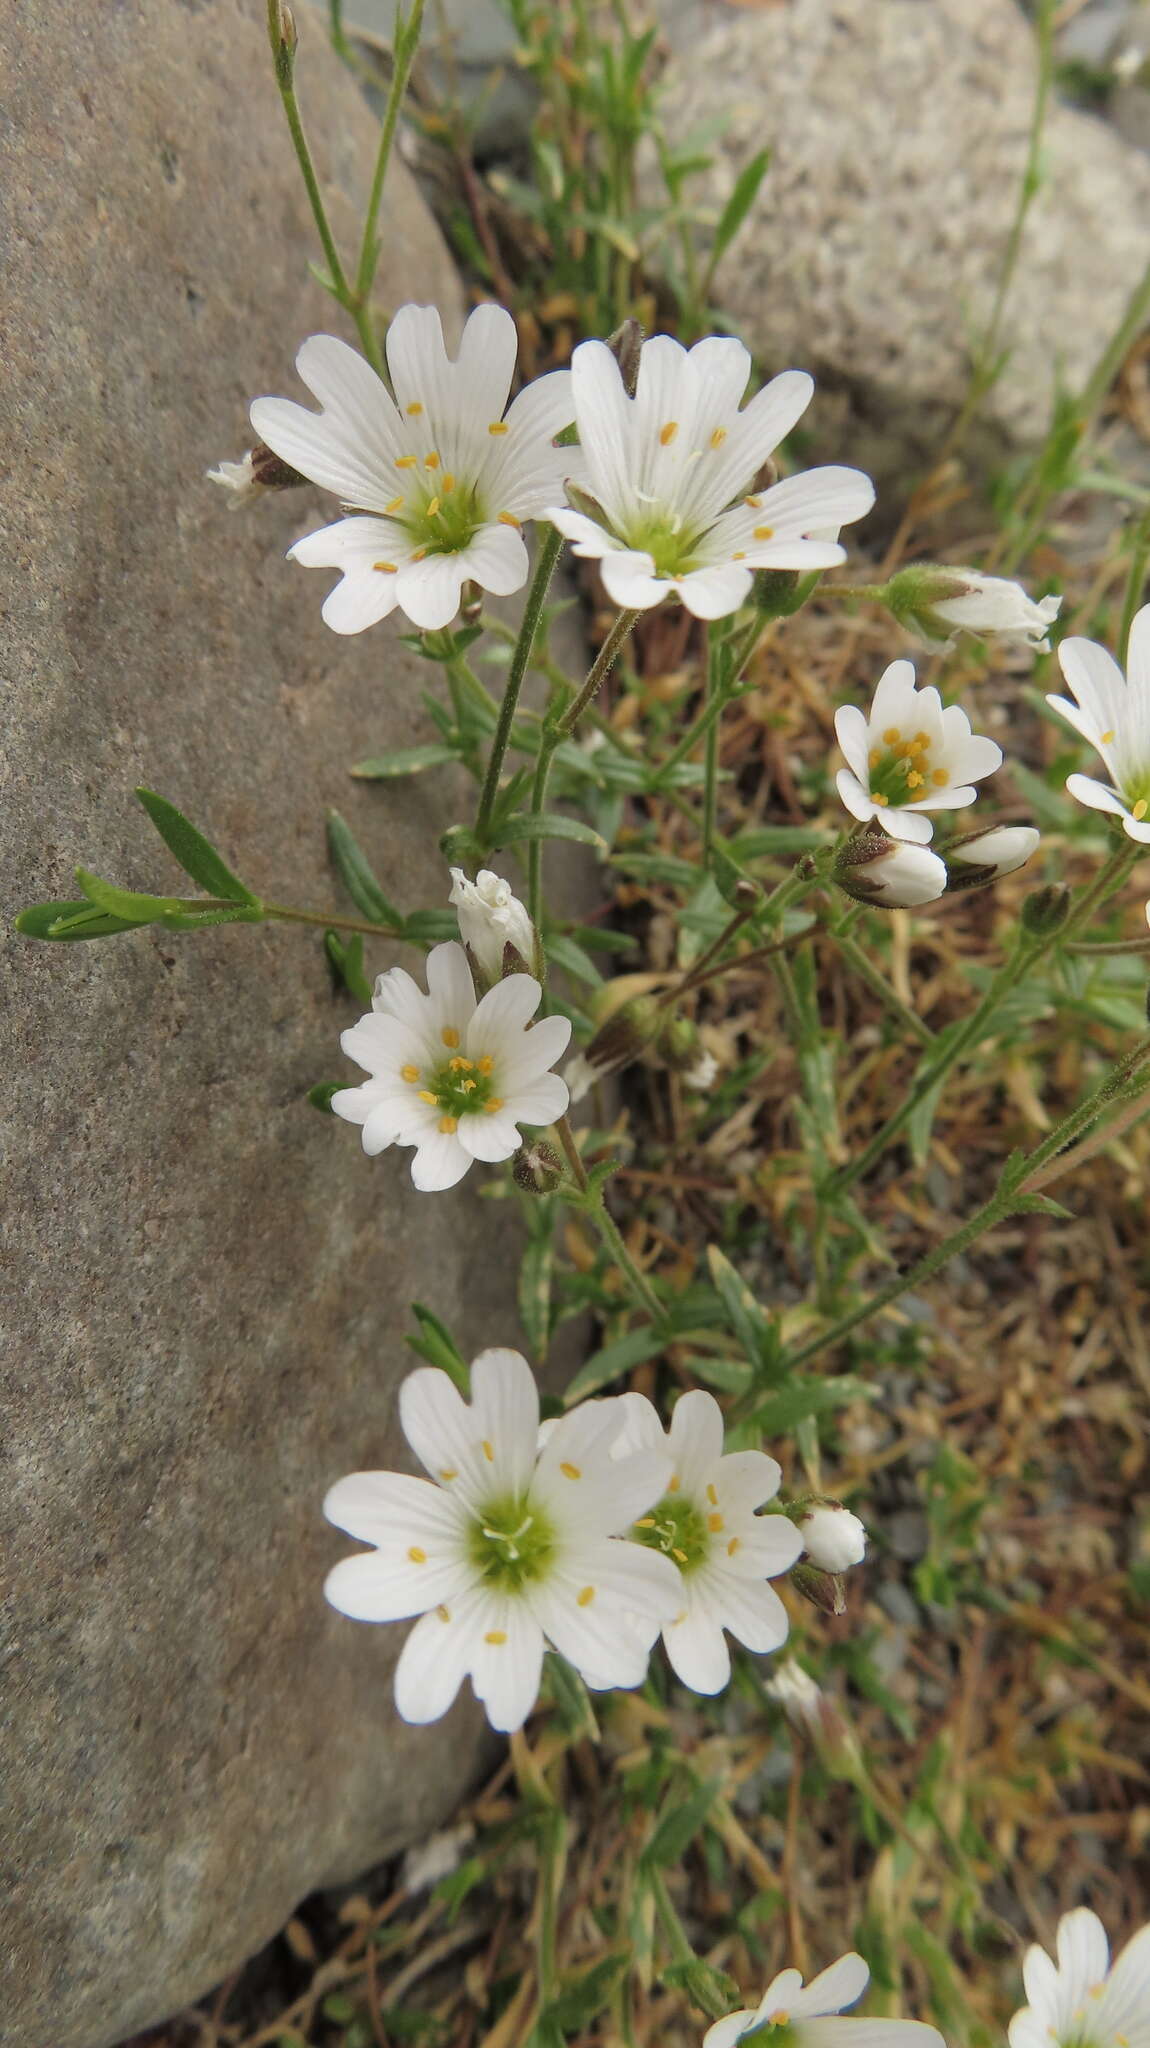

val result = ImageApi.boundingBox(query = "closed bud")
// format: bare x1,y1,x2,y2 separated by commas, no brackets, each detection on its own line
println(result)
605,317,644,396
790,1561,847,1616
943,823,1041,891
766,1664,864,1781
449,867,536,986
513,1142,564,1195
267,0,298,76
835,831,948,909
793,1498,867,1571
1021,882,1072,937
884,563,1061,652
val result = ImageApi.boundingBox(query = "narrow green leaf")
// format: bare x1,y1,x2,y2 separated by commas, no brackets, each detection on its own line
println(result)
641,1779,719,1869
16,898,157,941
748,1374,873,1433
563,1324,666,1405
135,788,258,902
496,812,607,855
518,1224,555,1361
711,149,770,266
541,1954,628,2033
401,909,458,947
349,744,460,780
324,930,372,1006
326,810,402,928
705,1246,782,1380
405,1304,470,1392
75,870,177,923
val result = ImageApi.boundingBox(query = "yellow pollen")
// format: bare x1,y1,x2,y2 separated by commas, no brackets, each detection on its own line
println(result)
727,1537,741,1556
406,400,424,415
484,1097,505,1113
659,420,678,445
484,1630,507,1645
411,548,427,562
440,1468,458,1481
401,1064,421,1084
442,473,456,493
560,1461,581,1480
905,770,924,789
395,455,418,470
1134,799,1149,820
753,525,774,540
634,1516,656,1528
437,1604,450,1621
707,1512,724,1533
461,1079,477,1093
482,1440,495,1462
478,1055,494,1075
426,495,441,518
373,560,398,574
706,1483,718,1505
442,1027,460,1048
672,1547,689,1563
914,731,930,747
883,726,901,744
873,793,889,807
744,494,762,509
448,1055,473,1072
672,1609,688,1626
438,1114,458,1134
418,1090,437,1104
488,421,508,435
709,426,727,448
498,511,521,528
869,749,881,768
1101,728,1115,743
733,551,746,561
407,1545,427,1563
577,1586,595,1607
774,2015,790,2028
668,1474,681,1493
386,496,405,513
931,768,949,787
424,450,440,469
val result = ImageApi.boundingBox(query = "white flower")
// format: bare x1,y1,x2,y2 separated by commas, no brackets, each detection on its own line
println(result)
449,867,535,983
945,824,1041,879
544,333,874,620
206,451,264,509
1047,604,1150,842
332,941,570,1192
250,304,576,633
838,837,949,908
323,1348,682,1732
614,1390,803,1694
1008,1907,1150,2048
835,659,1003,845
704,1953,945,2048
909,569,1061,652
798,1502,867,1572
684,1050,720,1090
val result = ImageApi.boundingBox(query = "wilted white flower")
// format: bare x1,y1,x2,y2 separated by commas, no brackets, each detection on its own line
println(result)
1047,604,1150,843
450,867,535,983
207,451,264,508
1009,1907,1150,2048
615,1390,802,1693
250,304,575,633
545,333,874,620
835,659,1003,844
704,1953,945,2048
332,942,570,1192
798,1502,867,1572
324,1348,681,1731
890,565,1061,651
945,824,1041,881
765,1660,825,1735
837,836,949,908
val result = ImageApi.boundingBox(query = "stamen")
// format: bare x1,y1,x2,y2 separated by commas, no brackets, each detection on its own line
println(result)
706,1483,718,1505
883,727,901,744
707,1512,724,1533
727,1537,741,1556
873,793,889,806
498,511,521,528
401,1064,421,1084
914,731,930,747
424,451,440,470
482,1440,495,1462
449,1055,474,1072
373,560,398,574
484,1630,507,1645
411,548,427,562
931,768,949,787
386,496,405,513
418,1090,437,1104
753,525,774,540
560,1462,581,1480
744,494,762,509
442,473,456,493
395,455,418,470
634,1516,656,1528
1101,728,1115,744
436,1604,451,1621
668,1474,681,1493
439,1114,458,1134
440,1468,458,1481
426,495,441,518
672,1546,689,1563
671,1609,688,1626
478,1056,494,1075
577,1586,595,1607
488,421,509,436
659,421,678,445
442,1025,460,1047
732,551,746,561
484,1097,505,1113
869,749,881,768
408,1546,427,1563
906,771,924,789
709,426,727,449
1134,799,1149,820
406,400,424,416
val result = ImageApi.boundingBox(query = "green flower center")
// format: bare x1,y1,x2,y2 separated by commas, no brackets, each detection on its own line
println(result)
469,1493,556,1592
866,724,948,811
744,2022,797,2046
622,507,703,579
399,1037,505,1135
633,1489,712,1573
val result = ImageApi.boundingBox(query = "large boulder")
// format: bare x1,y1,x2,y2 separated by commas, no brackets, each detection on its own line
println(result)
656,0,1150,480
0,5,521,2045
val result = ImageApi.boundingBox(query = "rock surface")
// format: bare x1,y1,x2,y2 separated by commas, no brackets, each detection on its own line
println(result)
0,5,518,2045
656,0,1150,478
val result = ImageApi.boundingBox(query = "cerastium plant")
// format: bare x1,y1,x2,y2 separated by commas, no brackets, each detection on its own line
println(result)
18,3,1150,2042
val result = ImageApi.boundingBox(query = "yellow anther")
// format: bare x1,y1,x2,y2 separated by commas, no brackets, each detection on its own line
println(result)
914,730,930,747
395,455,418,470
744,494,763,509
753,525,775,540
706,1483,718,1505
906,771,924,790
498,511,522,528
478,1055,494,1075
931,768,949,787
672,1546,689,1563
1101,728,1115,744
484,1630,507,1645
1135,799,1149,820
442,473,456,493
482,1439,495,1461
426,495,441,518
709,426,727,449
436,1603,451,1621
484,1097,505,1113
659,420,679,445
408,1545,427,1563
401,1064,421,1084
707,1512,724,1533
440,1468,458,1481
488,420,509,435
668,1474,681,1493
418,1090,437,1105
439,1114,458,1134
442,1027,460,1048
411,548,427,562
732,551,746,561
883,726,901,744
634,1516,657,1528
671,1609,688,1626
373,560,398,574
424,450,440,470
462,1079,477,1093
386,496,405,513
448,1054,473,1071
577,1586,595,1607
727,1537,741,1557
869,749,881,768
872,792,889,806
560,1461,581,1480
406,400,424,416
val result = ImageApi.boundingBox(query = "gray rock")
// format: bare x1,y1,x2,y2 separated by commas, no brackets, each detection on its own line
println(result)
656,0,1150,480
0,5,532,2046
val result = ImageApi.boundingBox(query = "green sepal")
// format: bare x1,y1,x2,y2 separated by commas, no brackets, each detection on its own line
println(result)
135,787,258,902
542,1653,599,1742
307,1081,344,1113
404,1303,471,1392
661,1959,742,2020
326,810,402,929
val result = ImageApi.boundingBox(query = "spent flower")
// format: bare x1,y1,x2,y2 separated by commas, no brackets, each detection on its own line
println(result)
450,867,536,983
835,659,1003,844
704,1953,945,2048
324,1348,682,1731
545,332,874,620
1047,604,1150,842
886,564,1061,651
250,304,575,633
332,942,570,1191
1008,1907,1150,2048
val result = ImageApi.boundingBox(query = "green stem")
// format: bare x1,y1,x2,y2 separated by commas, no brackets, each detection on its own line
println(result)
586,1194,663,1323
827,924,935,1046
268,3,353,309
648,1869,693,1967
554,1114,589,1193
352,0,426,369
528,608,638,926
264,900,401,938
475,530,563,849
702,626,723,859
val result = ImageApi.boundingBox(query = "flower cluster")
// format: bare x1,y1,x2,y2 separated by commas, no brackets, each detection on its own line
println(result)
325,1360,811,1730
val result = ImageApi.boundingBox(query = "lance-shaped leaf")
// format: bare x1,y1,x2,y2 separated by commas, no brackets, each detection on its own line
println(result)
135,788,258,902
16,898,159,942
326,810,402,929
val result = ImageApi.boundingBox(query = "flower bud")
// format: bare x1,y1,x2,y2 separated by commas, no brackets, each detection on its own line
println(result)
605,317,644,397
943,824,1041,891
1021,882,1072,938
789,1561,847,1615
835,832,948,909
766,1664,864,1780
796,1500,867,1572
884,564,1061,652
513,1141,564,1195
449,867,536,985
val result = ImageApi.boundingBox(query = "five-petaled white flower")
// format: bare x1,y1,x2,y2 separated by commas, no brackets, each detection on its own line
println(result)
1047,604,1150,843
545,333,875,620
332,941,570,1192
704,1952,945,2048
1008,1907,1150,2048
450,866,536,984
835,659,1003,844
323,1348,682,1732
614,1390,802,1693
250,303,575,633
